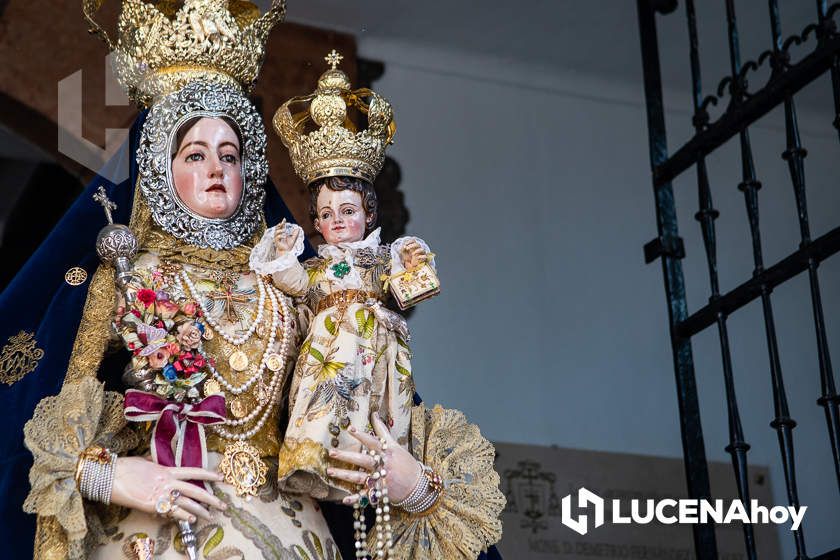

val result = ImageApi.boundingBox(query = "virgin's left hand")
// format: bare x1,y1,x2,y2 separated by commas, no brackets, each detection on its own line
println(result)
327,414,422,505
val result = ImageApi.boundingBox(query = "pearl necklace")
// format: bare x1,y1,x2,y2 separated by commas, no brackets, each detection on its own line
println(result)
206,286,277,396
213,287,283,425
180,272,273,396
211,285,293,441
181,269,293,441
180,268,265,346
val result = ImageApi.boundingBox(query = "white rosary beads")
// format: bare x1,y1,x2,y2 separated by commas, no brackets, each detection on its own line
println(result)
354,438,394,559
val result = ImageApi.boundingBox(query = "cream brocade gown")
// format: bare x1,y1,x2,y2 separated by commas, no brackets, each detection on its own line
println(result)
24,248,506,560
250,226,423,500
88,251,342,560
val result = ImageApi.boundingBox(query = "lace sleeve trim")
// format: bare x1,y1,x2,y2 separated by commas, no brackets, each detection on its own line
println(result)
23,377,139,556
249,223,305,275
375,404,505,560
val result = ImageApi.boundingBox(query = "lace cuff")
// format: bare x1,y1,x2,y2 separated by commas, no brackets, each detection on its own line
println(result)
377,404,505,560
23,377,139,551
249,223,305,275
390,236,435,276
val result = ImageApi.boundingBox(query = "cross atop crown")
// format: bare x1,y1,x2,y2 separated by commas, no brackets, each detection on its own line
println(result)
324,49,344,70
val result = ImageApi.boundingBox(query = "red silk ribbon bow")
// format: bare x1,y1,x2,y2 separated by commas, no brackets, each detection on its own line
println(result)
124,389,226,490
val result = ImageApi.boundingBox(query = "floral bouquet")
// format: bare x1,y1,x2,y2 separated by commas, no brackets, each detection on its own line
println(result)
116,267,226,488
117,279,212,401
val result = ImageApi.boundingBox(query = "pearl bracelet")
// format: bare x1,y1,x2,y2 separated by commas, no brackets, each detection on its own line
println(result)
392,463,443,515
75,446,117,505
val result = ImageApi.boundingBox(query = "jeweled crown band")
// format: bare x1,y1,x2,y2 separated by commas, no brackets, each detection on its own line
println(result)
84,0,287,107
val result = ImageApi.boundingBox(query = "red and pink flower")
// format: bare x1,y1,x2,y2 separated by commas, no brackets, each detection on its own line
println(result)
182,301,198,317
136,289,157,307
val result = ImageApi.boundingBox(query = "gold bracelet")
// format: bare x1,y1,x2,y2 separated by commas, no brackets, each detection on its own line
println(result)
74,445,112,489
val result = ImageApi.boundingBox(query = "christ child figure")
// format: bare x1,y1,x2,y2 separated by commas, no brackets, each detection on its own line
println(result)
250,175,434,498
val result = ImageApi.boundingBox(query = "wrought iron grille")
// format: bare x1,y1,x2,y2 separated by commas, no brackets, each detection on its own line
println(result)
636,1,840,558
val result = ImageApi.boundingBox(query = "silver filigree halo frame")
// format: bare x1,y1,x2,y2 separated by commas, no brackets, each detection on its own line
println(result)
137,80,268,250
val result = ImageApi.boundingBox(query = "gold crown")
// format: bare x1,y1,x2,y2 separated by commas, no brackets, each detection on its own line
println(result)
273,50,396,185
83,0,287,106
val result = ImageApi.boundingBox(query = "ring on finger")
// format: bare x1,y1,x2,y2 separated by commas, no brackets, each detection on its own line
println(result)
154,489,181,516
168,503,180,518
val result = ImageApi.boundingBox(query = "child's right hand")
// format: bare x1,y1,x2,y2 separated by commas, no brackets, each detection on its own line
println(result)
273,219,300,254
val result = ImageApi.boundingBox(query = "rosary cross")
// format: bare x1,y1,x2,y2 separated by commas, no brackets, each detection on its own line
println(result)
92,185,117,224
207,286,251,323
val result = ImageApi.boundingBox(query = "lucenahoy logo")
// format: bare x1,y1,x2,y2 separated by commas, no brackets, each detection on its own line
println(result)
560,487,806,536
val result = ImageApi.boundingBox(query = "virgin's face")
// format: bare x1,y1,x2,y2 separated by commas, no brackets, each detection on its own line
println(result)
171,117,243,219
314,187,368,245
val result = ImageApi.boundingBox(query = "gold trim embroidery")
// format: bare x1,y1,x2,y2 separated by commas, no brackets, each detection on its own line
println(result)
0,330,45,385
277,437,358,498
64,264,116,383
64,267,88,286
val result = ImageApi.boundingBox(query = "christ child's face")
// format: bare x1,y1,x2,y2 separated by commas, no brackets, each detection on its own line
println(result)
313,186,368,245
171,117,243,219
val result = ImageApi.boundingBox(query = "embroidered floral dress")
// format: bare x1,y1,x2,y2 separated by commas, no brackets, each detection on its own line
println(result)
87,250,342,559
250,225,429,499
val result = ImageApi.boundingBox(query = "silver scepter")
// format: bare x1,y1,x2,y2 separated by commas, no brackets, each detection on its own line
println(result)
178,520,199,560
93,185,138,290
92,188,200,558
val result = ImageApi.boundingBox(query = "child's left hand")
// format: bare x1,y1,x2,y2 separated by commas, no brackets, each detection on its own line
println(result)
400,240,427,270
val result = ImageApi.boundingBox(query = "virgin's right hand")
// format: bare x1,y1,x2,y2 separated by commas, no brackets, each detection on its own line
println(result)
110,456,227,523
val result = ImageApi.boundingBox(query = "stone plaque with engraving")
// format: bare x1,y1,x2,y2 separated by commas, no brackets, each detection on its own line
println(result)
494,442,781,559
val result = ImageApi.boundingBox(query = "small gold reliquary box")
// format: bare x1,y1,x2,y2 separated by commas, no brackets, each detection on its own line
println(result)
389,263,441,310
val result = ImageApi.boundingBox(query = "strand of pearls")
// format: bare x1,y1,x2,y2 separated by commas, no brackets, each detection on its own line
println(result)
204,279,278,396
353,500,369,558
391,463,442,514
210,288,280,426
78,449,117,505
180,268,264,346
373,438,394,558
180,273,282,397
211,284,293,441
355,440,394,558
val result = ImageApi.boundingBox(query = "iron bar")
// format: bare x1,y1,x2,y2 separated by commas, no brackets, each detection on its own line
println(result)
816,1,840,140
677,225,840,338
686,1,756,556
726,2,807,556
772,0,840,494
653,30,840,188
637,2,717,558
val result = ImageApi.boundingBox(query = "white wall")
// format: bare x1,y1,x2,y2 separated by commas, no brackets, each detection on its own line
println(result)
358,37,840,556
